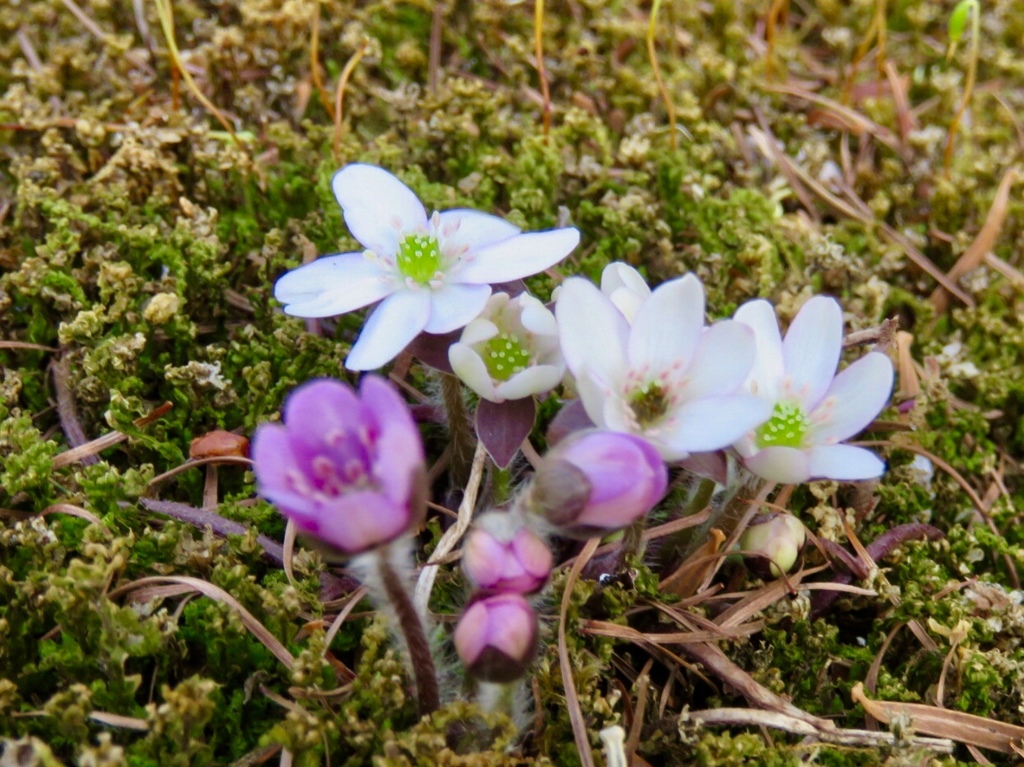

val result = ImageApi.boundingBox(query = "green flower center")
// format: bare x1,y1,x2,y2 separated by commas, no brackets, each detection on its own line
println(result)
483,333,531,381
630,382,669,428
396,233,443,284
756,401,809,449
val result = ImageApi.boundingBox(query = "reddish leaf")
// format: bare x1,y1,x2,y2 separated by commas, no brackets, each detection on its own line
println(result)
545,399,595,446
476,397,536,468
678,451,728,485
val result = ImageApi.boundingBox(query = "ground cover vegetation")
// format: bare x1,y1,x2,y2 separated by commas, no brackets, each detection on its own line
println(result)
1,0,1024,764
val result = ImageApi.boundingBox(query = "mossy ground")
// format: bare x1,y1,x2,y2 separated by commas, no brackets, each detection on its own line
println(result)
1,0,1023,764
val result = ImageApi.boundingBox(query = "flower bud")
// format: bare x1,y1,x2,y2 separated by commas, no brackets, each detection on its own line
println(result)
454,593,538,683
529,430,667,538
739,513,806,577
463,512,553,595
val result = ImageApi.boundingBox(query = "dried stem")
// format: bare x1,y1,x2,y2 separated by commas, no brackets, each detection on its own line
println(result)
646,0,677,149
332,37,370,162
533,0,551,138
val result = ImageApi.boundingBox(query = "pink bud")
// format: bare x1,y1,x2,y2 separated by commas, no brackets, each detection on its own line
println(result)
530,430,668,537
463,512,553,594
454,593,538,683
739,513,806,577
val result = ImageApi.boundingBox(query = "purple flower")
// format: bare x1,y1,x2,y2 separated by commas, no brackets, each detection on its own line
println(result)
530,429,668,537
252,376,425,556
462,512,553,594
454,592,538,683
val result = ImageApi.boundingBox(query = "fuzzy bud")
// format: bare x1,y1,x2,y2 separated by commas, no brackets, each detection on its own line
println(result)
739,513,806,577
463,512,553,594
529,430,667,538
454,593,538,683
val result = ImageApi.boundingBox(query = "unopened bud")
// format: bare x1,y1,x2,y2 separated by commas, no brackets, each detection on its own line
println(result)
454,593,538,683
463,512,553,594
739,513,806,577
529,430,667,538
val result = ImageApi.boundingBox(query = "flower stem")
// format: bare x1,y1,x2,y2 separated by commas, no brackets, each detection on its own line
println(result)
375,546,441,715
439,372,476,493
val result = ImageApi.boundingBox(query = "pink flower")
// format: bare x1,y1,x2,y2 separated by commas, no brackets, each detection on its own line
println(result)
462,512,553,594
530,429,668,537
252,376,425,556
732,297,894,483
454,592,538,682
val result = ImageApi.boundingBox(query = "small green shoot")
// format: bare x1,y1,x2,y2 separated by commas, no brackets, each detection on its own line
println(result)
943,0,980,175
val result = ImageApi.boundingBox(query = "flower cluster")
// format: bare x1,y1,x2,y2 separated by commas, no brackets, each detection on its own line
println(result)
253,162,898,716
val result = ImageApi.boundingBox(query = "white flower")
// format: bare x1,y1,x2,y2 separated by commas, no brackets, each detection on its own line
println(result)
732,296,894,483
449,293,565,403
556,273,772,461
600,262,651,323
274,164,581,370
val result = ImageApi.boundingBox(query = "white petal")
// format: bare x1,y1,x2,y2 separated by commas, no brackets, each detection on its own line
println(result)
660,394,773,453
438,210,520,251
453,228,580,283
684,320,756,400
575,366,614,429
274,249,389,301
496,363,566,401
344,290,431,370
601,262,651,298
449,343,500,402
809,352,894,443
556,278,628,385
332,164,427,255
734,299,784,399
424,283,492,333
807,444,886,481
516,294,558,336
628,274,705,375
274,252,392,313
459,317,500,346
743,446,811,484
782,296,843,408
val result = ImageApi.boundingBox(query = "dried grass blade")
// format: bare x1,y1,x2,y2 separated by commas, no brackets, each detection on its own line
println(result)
930,167,1020,313
414,441,486,614
110,575,295,670
559,536,600,767
685,708,953,752
582,620,764,644
89,710,149,731
852,682,1024,754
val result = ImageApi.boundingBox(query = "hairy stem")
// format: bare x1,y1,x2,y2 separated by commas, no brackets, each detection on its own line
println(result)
376,546,441,715
439,372,476,492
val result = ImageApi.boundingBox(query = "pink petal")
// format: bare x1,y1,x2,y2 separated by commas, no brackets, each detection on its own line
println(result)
360,376,424,505
313,490,411,554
